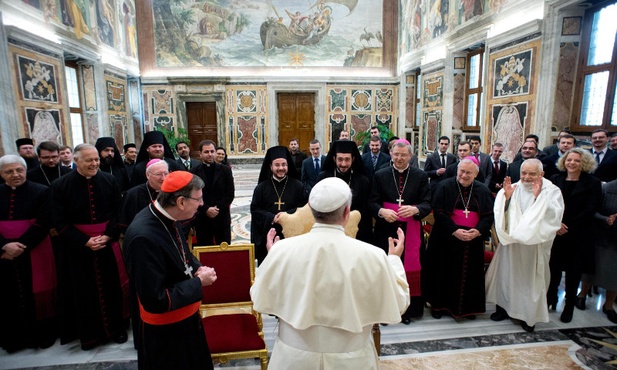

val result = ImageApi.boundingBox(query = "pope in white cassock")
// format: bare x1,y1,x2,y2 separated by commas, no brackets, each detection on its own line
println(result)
250,177,410,370
485,159,564,332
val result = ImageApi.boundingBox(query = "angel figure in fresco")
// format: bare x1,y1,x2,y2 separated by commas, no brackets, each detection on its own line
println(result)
97,0,116,46
122,2,137,58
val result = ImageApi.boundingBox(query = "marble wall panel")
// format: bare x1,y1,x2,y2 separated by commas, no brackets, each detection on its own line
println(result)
82,65,97,111
423,74,443,109
226,85,267,155
405,85,415,129
452,73,465,131
552,42,578,131
24,108,62,144
87,113,99,143
236,116,258,154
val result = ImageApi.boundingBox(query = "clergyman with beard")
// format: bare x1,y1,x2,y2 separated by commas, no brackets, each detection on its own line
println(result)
95,137,130,191
130,131,183,188
486,159,565,332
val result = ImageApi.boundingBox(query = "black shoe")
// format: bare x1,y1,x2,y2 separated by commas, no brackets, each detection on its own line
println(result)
490,306,508,321
560,304,574,323
112,330,128,344
431,310,442,319
547,297,557,311
466,315,476,320
39,337,56,349
603,307,617,324
401,317,412,325
575,297,586,310
520,321,535,332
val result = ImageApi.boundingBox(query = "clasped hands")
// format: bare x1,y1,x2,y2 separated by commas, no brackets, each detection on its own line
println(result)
85,235,111,251
195,266,217,286
453,228,480,241
381,205,419,223
1,242,27,260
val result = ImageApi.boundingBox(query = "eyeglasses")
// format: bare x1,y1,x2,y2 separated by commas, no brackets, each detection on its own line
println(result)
39,155,59,160
183,196,202,202
149,172,169,177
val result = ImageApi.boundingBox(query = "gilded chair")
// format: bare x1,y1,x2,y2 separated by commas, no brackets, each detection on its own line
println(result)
276,205,383,354
192,242,268,369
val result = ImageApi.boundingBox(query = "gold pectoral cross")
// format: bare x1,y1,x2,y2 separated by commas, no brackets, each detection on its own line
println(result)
274,198,285,211
463,208,470,218
396,196,404,207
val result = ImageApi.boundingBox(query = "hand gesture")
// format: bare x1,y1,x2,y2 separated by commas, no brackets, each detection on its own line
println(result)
398,205,419,218
266,228,280,252
607,213,617,226
196,266,217,286
531,177,542,199
1,242,27,259
388,227,405,257
503,176,516,200
206,206,220,218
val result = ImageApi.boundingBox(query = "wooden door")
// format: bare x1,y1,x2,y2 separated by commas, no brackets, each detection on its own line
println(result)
277,93,315,154
186,102,217,158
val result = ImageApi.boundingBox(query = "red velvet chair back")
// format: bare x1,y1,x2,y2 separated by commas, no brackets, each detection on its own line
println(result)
193,242,254,305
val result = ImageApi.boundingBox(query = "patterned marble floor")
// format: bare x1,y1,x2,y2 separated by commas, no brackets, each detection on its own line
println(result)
2,165,617,369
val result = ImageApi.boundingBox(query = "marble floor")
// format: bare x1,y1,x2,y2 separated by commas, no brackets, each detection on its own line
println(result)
2,165,617,369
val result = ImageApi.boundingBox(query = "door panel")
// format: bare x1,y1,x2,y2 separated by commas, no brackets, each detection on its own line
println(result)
277,93,315,154
187,102,217,158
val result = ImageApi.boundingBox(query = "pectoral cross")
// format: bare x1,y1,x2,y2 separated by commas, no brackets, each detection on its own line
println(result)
463,208,470,218
396,196,404,207
274,198,285,211
184,264,193,277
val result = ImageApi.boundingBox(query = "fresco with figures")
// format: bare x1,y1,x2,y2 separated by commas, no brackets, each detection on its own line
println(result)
150,0,384,68
20,0,138,58
400,0,509,53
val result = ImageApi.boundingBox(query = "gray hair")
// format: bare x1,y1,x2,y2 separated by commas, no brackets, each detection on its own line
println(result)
310,195,352,224
392,141,412,154
0,154,27,172
157,175,205,208
74,144,97,159
457,158,479,172
520,158,543,173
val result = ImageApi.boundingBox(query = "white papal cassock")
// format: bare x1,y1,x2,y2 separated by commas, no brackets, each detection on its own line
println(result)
486,178,564,326
250,223,410,370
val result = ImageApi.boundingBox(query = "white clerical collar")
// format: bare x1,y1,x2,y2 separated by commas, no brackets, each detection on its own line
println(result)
154,200,176,221
272,175,287,182
393,164,409,173
312,223,344,232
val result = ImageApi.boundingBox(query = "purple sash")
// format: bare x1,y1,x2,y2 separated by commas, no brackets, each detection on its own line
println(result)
451,209,479,228
74,223,130,319
384,202,422,297
0,219,57,319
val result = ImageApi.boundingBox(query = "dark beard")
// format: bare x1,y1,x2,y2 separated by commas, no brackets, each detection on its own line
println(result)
102,155,114,166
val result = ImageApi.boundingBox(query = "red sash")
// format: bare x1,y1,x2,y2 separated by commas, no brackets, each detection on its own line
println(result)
74,223,130,318
139,300,200,325
384,202,422,297
0,219,57,319
451,209,480,228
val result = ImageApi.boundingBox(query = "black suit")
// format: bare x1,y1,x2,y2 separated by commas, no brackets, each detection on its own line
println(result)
301,155,326,197
423,151,457,191
176,157,200,171
361,151,391,183
541,153,561,180
362,139,389,155
473,152,493,187
505,159,524,183
190,162,235,244
488,158,507,193
590,148,617,182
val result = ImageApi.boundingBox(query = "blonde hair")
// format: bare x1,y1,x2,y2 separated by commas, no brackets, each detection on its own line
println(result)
556,148,597,173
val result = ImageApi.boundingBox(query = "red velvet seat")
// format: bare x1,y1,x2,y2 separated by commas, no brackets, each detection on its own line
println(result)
192,242,268,369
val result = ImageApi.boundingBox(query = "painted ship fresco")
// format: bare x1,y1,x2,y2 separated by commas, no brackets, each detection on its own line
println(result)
260,0,358,50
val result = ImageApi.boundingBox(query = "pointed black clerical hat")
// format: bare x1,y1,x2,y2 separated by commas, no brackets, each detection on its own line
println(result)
321,140,365,175
135,131,176,163
257,145,299,183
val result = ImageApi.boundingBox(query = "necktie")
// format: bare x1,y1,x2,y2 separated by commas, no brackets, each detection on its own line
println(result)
314,158,320,172
440,153,446,168
474,152,479,162
494,160,499,176
185,160,190,170
595,151,601,164
372,155,378,168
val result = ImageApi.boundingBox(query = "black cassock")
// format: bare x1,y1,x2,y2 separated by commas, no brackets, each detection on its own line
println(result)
118,182,157,234
0,181,55,352
370,166,431,318
50,170,126,348
423,178,494,318
124,204,213,370
250,176,306,264
317,169,373,244
27,165,71,187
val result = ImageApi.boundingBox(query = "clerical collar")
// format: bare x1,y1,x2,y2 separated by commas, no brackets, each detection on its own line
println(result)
272,175,287,182
393,164,409,173
76,169,93,179
457,181,473,190
154,200,176,221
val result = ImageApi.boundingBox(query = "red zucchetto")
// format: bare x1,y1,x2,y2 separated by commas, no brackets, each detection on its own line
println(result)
160,171,193,192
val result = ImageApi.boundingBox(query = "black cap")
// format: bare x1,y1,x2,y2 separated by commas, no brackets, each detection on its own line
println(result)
257,145,298,183
123,143,136,151
321,140,364,175
16,138,34,149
